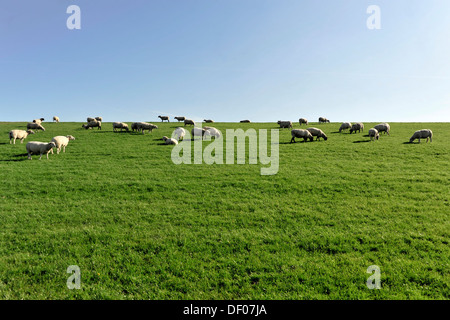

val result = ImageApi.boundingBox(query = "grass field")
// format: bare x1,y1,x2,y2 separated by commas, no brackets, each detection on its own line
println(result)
0,121,448,300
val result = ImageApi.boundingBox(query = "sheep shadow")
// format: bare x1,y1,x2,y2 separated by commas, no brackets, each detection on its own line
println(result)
0,153,28,162
353,140,371,143
0,142,9,145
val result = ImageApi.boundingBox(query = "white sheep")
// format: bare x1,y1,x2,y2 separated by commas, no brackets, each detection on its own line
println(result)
319,117,330,123
9,129,35,144
174,116,186,122
158,116,170,122
290,129,313,143
82,121,101,130
184,119,195,126
87,117,96,122
95,117,103,122
339,122,352,133
27,122,46,131
172,127,186,141
112,122,129,132
368,128,380,141
33,118,45,125
277,120,293,129
53,116,60,123
349,122,364,134
299,118,308,126
374,123,390,135
162,136,178,145
204,119,214,123
139,122,158,134
26,141,56,160
409,129,433,143
203,126,221,139
306,127,328,141
191,127,206,139
50,135,75,154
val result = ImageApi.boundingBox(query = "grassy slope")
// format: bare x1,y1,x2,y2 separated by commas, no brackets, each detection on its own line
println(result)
0,121,448,299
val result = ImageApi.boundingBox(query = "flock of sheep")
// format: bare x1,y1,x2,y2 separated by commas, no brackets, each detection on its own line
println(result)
6,115,433,160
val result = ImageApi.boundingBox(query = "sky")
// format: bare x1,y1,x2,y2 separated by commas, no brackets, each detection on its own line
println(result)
1,0,450,123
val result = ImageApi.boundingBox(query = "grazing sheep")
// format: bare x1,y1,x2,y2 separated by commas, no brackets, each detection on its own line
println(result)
277,120,293,129
290,129,314,143
299,118,308,126
27,122,46,131
339,122,352,133
368,128,380,141
158,115,170,122
112,122,129,132
9,129,35,144
306,127,328,141
82,121,102,130
319,117,330,123
203,126,221,139
349,122,364,134
184,119,195,126
26,141,56,160
53,116,60,123
240,120,251,123
174,116,186,122
131,122,141,132
95,117,103,122
162,136,178,145
87,117,96,123
409,129,433,143
191,127,206,139
33,118,45,125
172,127,186,141
204,119,214,123
374,123,390,135
50,135,75,154
139,122,158,134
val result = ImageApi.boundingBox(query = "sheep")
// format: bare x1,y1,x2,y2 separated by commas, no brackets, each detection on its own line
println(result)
240,120,251,123
374,123,390,135
9,129,35,144
131,122,141,132
306,127,328,141
158,115,170,122
172,127,186,141
27,122,46,131
203,126,221,139
87,117,96,123
184,119,195,126
277,120,293,129
349,122,364,134
409,129,433,143
368,128,380,141
339,122,352,133
33,118,45,124
50,135,75,154
318,117,330,123
290,129,314,143
82,121,101,130
174,116,186,122
112,122,129,132
162,136,178,145
299,118,308,126
204,119,214,123
191,127,206,139
139,122,158,134
95,117,103,122
53,116,60,123
26,141,56,160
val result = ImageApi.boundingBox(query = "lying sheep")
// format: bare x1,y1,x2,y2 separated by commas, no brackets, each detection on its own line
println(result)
26,141,56,160
112,122,129,132
33,118,45,125
319,117,330,123
27,122,46,131
374,123,390,135
339,122,352,133
184,119,195,126
299,118,308,126
95,117,103,122
139,122,158,134
306,127,328,141
172,127,186,141
203,126,221,139
368,128,380,141
409,129,433,143
174,116,186,122
191,127,206,139
9,129,35,144
158,115,169,122
162,136,178,145
50,135,75,154
290,129,313,143
240,120,251,123
82,121,101,130
53,116,60,123
204,119,214,123
349,122,364,134
277,120,293,129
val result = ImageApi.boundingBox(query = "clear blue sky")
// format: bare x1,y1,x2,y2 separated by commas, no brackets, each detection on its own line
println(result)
1,0,450,123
